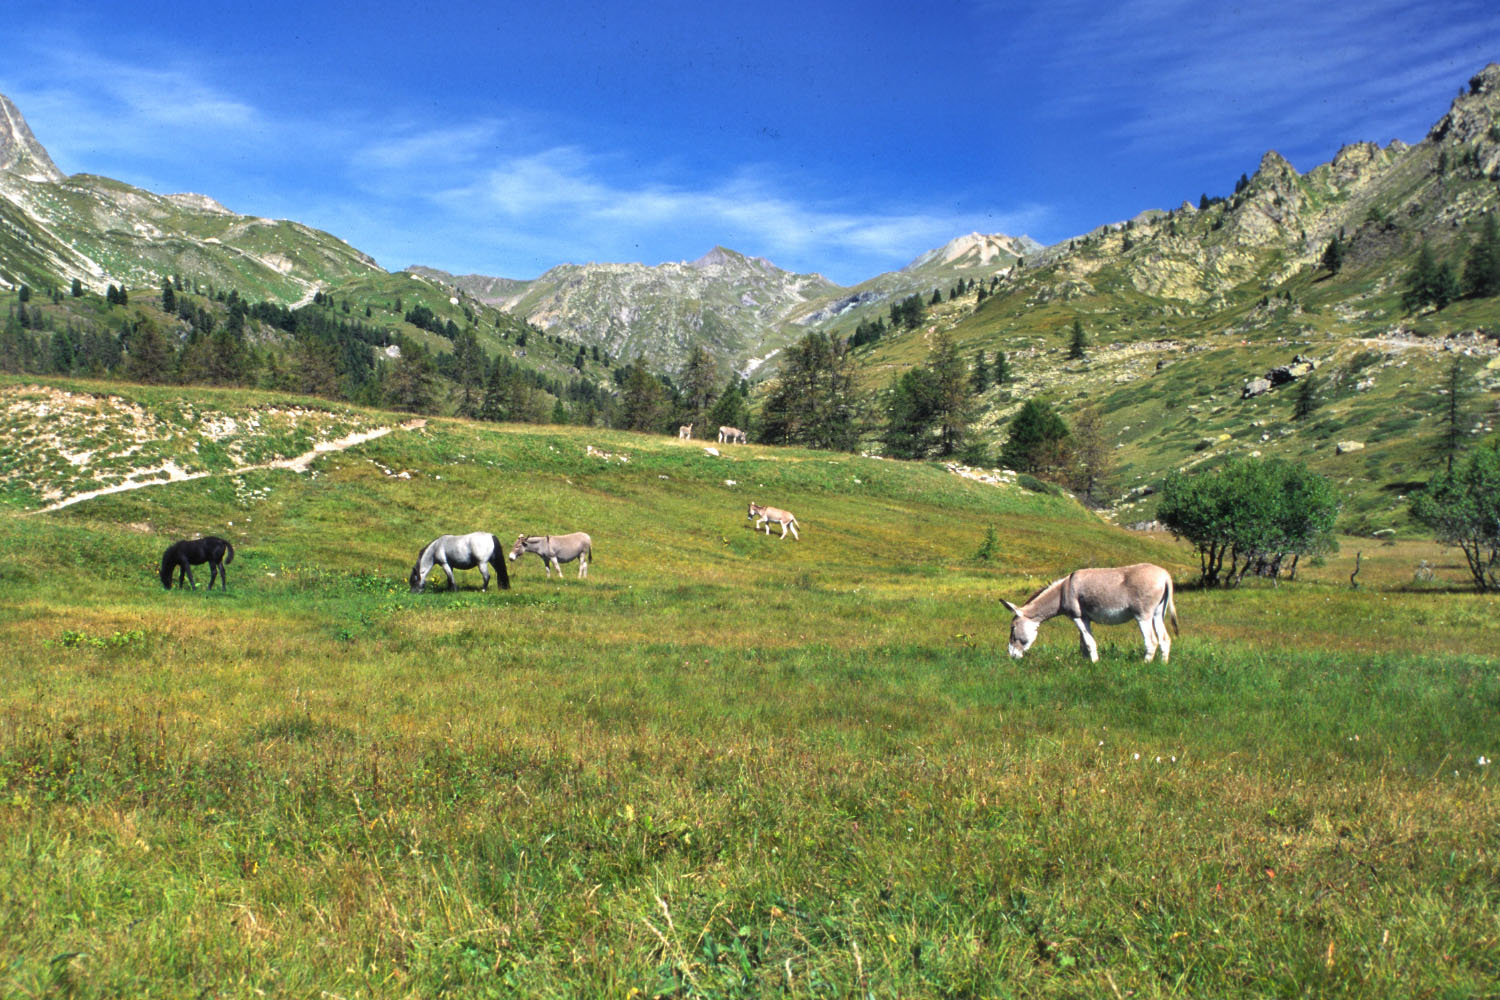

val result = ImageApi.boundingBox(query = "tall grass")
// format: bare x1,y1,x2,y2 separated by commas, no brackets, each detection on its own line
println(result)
0,394,1495,997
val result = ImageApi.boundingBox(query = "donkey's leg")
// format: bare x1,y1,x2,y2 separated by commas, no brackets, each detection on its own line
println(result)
549,557,562,579
787,521,799,540
1137,615,1158,662
441,562,456,590
478,562,490,592
1154,606,1171,663
1073,618,1099,662
578,557,587,579
184,563,197,589
209,561,221,591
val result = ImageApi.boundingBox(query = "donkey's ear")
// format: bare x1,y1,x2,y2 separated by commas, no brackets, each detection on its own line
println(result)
1000,599,1021,615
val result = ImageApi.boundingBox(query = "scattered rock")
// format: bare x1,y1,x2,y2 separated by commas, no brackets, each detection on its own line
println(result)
1335,440,1365,454
1242,377,1272,398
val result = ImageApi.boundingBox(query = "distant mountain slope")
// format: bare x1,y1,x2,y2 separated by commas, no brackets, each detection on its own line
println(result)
840,64,1500,530
790,232,1040,331
412,234,1042,377
409,247,842,375
0,95,380,300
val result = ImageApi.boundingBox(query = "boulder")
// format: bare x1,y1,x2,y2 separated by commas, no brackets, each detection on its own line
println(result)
1242,377,1272,398
1335,440,1365,454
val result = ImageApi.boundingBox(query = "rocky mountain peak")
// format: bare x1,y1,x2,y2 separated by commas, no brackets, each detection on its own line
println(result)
689,246,747,271
904,232,1036,272
1427,62,1500,144
1253,150,1298,186
0,93,65,183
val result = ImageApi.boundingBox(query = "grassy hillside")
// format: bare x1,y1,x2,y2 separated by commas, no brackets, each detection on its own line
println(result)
0,381,1495,998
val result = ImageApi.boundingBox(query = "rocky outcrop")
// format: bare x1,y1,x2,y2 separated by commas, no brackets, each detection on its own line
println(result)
0,93,64,183
1243,355,1318,397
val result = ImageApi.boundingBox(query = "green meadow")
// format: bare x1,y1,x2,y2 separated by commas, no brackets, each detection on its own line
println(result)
0,382,1496,998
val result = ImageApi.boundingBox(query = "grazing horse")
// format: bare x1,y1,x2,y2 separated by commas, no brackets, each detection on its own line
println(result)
679,423,693,439
1001,563,1178,663
160,536,234,590
409,532,510,593
717,425,746,444
509,532,593,579
747,502,799,540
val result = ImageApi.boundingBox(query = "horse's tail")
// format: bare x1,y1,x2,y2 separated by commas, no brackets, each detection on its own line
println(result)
223,541,235,565
490,534,511,590
159,547,175,589
1165,574,1179,635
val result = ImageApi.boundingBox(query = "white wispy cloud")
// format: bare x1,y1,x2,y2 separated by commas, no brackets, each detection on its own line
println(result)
412,143,1049,276
983,0,1500,167
3,40,266,170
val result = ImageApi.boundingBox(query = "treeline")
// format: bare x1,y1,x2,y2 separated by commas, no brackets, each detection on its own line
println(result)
0,278,628,428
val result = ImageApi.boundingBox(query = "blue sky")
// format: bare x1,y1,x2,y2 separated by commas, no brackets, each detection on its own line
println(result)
3,1,1496,285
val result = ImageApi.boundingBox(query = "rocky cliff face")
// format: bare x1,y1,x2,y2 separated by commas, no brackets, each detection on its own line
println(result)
980,63,1500,322
0,94,64,183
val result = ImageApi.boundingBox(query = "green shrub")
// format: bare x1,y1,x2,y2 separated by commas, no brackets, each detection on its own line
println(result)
1158,457,1340,585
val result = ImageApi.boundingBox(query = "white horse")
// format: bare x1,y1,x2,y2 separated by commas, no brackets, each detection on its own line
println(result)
1002,563,1177,662
717,425,746,444
409,532,510,593
509,532,593,579
679,423,693,439
747,502,799,540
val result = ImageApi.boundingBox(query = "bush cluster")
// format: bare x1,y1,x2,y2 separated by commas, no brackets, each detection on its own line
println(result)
1158,458,1340,586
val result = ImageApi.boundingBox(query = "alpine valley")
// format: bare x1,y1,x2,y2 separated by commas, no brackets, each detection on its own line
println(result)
3,66,1500,530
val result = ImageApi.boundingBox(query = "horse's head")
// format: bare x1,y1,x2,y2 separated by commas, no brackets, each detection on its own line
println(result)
508,534,528,561
408,562,423,593
1001,599,1039,659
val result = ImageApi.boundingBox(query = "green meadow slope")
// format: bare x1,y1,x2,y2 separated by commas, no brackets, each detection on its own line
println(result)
0,380,1495,998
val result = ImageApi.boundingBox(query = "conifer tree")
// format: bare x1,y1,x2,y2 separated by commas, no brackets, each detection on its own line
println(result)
1322,233,1345,274
1000,399,1069,476
1292,373,1320,420
1462,213,1500,299
1067,318,1088,360
930,331,971,456
992,349,1011,385
971,350,989,393
1440,356,1469,473
124,319,172,384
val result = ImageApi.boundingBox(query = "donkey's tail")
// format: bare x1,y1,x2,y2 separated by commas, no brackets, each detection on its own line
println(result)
224,541,235,565
1165,575,1179,635
490,534,511,590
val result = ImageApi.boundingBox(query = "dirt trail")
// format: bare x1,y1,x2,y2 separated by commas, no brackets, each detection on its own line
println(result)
25,419,426,516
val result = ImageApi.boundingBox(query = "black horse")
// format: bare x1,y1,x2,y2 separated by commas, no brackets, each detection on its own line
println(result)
160,537,235,590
